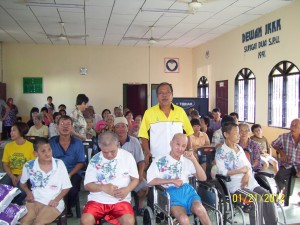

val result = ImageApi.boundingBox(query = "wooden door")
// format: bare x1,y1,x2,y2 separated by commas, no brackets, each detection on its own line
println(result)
216,80,228,115
123,84,147,117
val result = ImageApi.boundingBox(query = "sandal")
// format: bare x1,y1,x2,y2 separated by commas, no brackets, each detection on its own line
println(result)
138,208,145,216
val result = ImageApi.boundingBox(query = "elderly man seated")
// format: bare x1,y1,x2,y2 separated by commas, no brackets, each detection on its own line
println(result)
147,133,212,225
80,131,139,225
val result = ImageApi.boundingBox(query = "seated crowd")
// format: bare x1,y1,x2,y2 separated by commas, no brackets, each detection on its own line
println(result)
0,87,299,225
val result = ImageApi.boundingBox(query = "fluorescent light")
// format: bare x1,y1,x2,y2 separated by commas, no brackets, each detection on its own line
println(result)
26,2,84,9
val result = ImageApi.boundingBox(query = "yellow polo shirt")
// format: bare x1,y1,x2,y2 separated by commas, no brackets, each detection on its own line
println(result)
138,103,193,157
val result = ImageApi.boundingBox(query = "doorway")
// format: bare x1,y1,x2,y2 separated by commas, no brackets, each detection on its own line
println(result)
216,80,228,115
123,84,147,117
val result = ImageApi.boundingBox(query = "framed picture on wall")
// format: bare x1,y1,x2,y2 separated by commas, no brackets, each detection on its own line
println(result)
164,58,180,73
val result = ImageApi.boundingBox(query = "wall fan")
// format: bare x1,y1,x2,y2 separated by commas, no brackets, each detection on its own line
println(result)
123,26,173,45
142,0,217,14
45,22,88,40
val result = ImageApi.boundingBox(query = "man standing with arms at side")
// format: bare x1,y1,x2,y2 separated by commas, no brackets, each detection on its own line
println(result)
50,115,86,218
138,82,194,224
138,82,194,166
272,118,300,198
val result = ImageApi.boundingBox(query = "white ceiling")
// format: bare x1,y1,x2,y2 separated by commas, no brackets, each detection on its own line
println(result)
0,0,294,48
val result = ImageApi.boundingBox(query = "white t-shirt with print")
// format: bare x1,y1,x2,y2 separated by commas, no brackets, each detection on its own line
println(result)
84,149,139,204
20,158,72,212
215,143,259,193
147,154,196,188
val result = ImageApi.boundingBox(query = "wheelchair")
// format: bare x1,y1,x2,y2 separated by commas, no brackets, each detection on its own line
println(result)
196,147,287,225
213,148,287,225
143,184,201,225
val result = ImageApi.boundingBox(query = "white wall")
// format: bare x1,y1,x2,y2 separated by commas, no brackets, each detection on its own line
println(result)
192,0,300,126
3,45,192,116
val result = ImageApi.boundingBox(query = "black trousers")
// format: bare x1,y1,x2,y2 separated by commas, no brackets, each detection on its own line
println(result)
67,173,82,211
274,166,296,192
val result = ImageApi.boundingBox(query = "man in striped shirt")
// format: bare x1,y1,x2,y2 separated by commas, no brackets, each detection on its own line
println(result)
272,118,300,193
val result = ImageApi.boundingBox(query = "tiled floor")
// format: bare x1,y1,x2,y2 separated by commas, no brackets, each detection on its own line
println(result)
60,174,300,225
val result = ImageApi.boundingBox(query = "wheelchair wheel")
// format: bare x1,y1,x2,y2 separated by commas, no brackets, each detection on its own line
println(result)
208,179,229,225
143,206,155,225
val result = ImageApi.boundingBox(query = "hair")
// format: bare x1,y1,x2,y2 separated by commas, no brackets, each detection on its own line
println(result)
229,112,239,119
76,94,89,105
171,133,187,142
59,109,66,115
212,108,221,113
238,122,250,132
34,113,43,121
101,109,111,118
58,104,66,110
53,112,61,121
57,115,73,125
13,122,29,138
190,110,199,117
33,137,49,152
221,115,235,126
98,131,119,147
85,116,93,122
41,107,48,113
47,96,52,101
29,107,39,120
221,122,238,139
251,124,262,132
190,118,201,127
124,110,133,118
200,115,210,127
156,82,173,95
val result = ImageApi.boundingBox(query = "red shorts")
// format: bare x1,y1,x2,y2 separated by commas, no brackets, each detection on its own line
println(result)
82,201,134,225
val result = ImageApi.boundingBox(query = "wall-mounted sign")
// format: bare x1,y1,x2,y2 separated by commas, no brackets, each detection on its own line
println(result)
242,19,281,59
23,77,43,93
164,58,180,73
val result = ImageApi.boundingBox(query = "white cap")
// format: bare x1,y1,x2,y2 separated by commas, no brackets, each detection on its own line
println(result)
114,117,128,126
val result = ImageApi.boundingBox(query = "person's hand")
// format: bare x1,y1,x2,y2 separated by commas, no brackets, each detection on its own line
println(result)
296,171,300,178
279,150,287,162
183,150,196,161
11,176,19,187
113,187,129,200
48,200,59,207
172,178,183,188
101,183,118,196
241,173,249,188
240,166,249,174
25,192,35,203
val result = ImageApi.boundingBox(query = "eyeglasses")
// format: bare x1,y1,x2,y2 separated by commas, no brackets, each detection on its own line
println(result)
157,91,172,96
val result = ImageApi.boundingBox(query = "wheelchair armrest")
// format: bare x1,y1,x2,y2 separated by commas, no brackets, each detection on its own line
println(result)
155,185,167,193
216,174,231,182
255,171,274,178
196,180,216,189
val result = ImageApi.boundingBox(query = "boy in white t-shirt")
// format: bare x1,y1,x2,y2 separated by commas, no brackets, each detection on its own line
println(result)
81,132,139,225
19,137,72,225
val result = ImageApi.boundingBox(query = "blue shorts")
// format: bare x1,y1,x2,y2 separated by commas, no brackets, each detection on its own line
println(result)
167,183,201,214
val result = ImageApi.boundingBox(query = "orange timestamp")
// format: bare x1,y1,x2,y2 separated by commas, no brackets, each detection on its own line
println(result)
232,193,285,203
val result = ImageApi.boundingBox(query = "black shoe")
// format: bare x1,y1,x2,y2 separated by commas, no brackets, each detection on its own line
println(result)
66,211,73,218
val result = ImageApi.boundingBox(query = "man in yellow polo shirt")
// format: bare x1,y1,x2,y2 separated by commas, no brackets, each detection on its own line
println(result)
138,82,194,166
139,82,194,224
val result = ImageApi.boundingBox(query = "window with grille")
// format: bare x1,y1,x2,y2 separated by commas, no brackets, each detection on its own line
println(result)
234,68,256,123
268,61,300,128
197,76,209,98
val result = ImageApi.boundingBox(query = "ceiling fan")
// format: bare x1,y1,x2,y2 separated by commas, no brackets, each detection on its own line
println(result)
45,22,88,41
122,26,174,45
141,0,216,14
